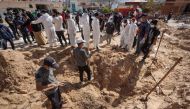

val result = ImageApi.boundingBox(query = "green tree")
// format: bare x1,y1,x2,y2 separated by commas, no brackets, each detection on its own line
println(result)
101,7,113,13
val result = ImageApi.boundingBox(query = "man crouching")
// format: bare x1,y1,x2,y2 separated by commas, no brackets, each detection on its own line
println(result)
35,57,63,109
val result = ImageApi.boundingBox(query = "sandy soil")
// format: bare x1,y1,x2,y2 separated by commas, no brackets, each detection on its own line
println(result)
0,21,189,109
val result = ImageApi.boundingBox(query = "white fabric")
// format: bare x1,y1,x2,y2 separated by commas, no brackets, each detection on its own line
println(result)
120,24,130,48
32,13,57,46
77,39,86,44
53,16,64,31
120,23,126,46
67,18,77,46
127,22,138,50
79,13,91,46
92,17,101,48
45,27,57,46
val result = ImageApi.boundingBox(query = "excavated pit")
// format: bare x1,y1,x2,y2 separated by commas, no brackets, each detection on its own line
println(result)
0,21,190,109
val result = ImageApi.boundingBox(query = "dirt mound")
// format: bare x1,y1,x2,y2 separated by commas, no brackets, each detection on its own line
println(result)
0,22,190,109
91,52,145,95
0,51,37,92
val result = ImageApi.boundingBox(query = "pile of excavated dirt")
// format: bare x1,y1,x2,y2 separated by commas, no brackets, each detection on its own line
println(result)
0,51,37,92
0,21,189,109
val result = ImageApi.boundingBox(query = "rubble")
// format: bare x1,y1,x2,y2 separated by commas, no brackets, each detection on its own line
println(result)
0,21,189,109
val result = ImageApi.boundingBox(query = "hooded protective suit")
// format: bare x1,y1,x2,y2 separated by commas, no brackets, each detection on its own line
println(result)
79,13,91,47
120,23,130,48
67,18,77,46
32,13,57,47
92,17,100,49
127,22,138,50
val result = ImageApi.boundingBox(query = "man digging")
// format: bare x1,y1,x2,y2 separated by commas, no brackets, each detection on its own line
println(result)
73,39,93,85
35,57,63,109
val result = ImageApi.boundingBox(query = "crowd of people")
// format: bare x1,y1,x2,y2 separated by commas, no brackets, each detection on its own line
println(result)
0,8,161,109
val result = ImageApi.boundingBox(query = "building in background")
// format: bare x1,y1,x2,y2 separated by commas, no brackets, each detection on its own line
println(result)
0,0,63,15
161,0,190,15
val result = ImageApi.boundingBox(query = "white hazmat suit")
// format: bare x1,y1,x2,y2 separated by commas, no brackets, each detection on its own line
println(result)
120,23,130,48
32,13,57,47
67,18,77,47
92,17,101,49
127,22,138,50
79,13,91,47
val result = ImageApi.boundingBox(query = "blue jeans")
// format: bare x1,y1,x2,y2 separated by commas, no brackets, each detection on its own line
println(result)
46,88,62,109
136,36,144,54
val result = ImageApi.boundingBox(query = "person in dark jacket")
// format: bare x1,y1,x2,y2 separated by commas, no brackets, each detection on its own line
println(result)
142,19,160,60
15,14,32,44
4,12,20,40
73,39,93,85
35,57,63,109
105,20,115,44
135,13,150,55
0,17,15,50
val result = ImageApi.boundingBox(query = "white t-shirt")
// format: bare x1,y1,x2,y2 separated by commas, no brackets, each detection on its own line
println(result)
53,16,64,31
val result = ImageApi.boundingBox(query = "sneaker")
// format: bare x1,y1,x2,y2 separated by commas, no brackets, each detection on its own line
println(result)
80,82,85,85
90,77,94,81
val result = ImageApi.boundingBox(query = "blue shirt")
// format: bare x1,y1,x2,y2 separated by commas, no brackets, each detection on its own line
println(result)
0,24,13,40
138,21,150,38
14,17,29,33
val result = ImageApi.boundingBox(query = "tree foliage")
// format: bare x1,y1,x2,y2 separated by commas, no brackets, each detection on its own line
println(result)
142,0,163,13
101,7,113,13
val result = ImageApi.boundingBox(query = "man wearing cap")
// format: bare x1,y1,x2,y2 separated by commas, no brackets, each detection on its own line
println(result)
35,57,63,109
73,39,92,84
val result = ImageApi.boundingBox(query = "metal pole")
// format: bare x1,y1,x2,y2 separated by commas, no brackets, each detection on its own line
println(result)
145,57,182,100
154,30,165,59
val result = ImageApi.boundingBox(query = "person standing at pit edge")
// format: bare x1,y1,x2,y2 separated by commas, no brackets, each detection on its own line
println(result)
35,57,63,109
0,16,15,50
52,9,68,47
73,39,93,85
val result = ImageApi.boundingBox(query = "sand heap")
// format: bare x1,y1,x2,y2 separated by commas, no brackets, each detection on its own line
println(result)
0,21,189,109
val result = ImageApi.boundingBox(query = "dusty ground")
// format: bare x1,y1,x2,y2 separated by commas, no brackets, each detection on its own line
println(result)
0,21,190,109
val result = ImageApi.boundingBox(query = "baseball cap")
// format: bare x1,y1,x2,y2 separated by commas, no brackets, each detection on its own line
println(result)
76,39,86,44
43,57,59,68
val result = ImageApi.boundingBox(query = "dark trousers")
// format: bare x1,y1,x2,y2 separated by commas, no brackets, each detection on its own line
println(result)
21,31,32,44
56,31,67,46
2,38,15,50
135,36,144,54
9,25,19,39
30,32,35,41
78,65,91,82
132,36,137,48
46,88,62,109
142,42,152,60
81,28,84,40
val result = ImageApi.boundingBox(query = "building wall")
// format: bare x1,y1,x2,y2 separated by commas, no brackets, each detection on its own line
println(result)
0,1,63,15
161,0,190,15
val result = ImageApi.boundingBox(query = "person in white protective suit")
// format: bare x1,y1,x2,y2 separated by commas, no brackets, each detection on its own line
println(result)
127,18,138,51
67,14,77,47
32,10,57,47
120,19,130,48
92,13,101,50
79,13,91,48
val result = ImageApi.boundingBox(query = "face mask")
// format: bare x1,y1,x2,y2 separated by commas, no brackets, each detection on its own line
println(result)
49,68,55,72
150,25,155,28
